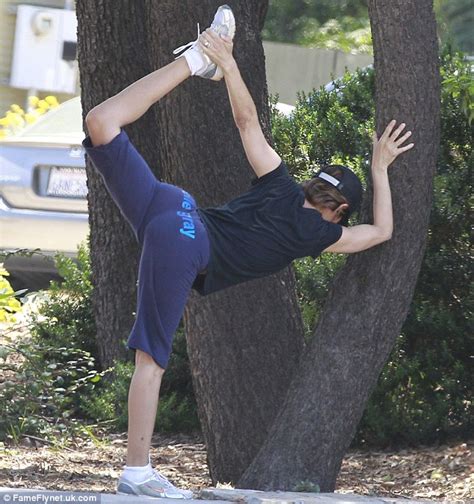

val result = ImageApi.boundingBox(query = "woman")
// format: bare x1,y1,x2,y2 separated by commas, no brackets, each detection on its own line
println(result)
84,5,414,499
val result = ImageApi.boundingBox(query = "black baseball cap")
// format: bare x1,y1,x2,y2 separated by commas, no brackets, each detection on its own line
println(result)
312,165,363,226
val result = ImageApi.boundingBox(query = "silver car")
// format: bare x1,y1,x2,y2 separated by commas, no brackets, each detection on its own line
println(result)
0,96,88,288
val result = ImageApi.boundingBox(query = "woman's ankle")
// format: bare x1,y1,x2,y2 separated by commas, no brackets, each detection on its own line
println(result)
126,452,151,467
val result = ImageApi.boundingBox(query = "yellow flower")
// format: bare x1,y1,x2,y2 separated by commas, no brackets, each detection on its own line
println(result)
10,113,25,127
37,99,49,110
5,112,21,125
45,96,59,107
28,96,39,107
25,113,37,124
0,98,58,136
11,104,24,114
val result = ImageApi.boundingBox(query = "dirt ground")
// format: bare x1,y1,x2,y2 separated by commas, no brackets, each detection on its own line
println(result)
1,308,472,503
0,434,472,503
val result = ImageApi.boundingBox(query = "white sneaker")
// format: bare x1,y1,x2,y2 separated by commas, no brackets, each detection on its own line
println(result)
117,468,193,499
173,4,236,81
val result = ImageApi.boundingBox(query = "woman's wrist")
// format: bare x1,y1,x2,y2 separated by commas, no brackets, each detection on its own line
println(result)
222,58,238,76
371,161,389,174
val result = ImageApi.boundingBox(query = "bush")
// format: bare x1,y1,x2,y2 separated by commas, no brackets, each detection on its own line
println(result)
271,47,473,445
79,360,132,430
28,241,99,366
81,328,200,433
0,341,106,443
0,243,107,442
1,240,200,442
356,49,473,446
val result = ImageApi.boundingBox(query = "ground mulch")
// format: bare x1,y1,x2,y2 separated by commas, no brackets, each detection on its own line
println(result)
0,434,472,502
1,310,472,502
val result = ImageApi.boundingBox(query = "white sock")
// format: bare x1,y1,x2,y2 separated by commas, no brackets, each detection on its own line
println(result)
122,461,153,484
181,48,207,76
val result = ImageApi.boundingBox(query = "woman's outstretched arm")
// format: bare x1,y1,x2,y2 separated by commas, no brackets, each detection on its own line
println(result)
200,29,281,178
86,59,191,147
325,120,414,253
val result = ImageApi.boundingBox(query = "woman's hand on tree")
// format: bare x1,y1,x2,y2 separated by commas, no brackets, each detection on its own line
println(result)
199,29,235,74
372,120,414,171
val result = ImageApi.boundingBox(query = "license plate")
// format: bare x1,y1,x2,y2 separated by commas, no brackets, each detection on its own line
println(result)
47,166,88,198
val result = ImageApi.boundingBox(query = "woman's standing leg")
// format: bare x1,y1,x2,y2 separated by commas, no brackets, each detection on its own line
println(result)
118,198,209,498
126,351,164,466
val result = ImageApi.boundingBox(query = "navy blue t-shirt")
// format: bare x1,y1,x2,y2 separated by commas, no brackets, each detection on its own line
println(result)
194,162,343,295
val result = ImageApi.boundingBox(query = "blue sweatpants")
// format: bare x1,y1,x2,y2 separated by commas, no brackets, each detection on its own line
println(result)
83,130,210,368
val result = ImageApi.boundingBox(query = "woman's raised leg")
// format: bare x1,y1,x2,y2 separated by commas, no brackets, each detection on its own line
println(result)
86,58,191,147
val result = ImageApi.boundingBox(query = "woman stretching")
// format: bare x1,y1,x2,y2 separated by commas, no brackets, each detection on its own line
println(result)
84,5,414,499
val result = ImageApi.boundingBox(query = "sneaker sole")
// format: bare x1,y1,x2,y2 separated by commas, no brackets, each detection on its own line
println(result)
117,490,191,500
173,4,236,82
208,4,236,81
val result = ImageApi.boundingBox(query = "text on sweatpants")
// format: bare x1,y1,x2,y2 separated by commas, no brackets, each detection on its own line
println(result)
177,191,196,239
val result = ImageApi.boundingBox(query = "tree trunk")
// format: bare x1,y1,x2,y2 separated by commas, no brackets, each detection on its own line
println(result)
145,1,305,484
76,0,160,369
239,0,440,492
78,0,305,482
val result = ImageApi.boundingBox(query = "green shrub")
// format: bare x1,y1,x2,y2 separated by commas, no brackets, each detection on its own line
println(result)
80,360,132,430
157,327,200,432
356,49,473,446
271,47,473,446
293,255,346,341
0,243,108,442
81,328,200,433
28,241,99,365
0,340,107,442
1,240,200,442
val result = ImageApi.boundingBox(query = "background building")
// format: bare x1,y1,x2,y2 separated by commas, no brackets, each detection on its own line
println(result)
0,0,78,113
0,0,372,114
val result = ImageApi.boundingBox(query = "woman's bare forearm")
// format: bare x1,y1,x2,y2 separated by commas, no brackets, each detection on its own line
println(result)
222,60,258,128
371,166,393,240
198,29,258,129
370,120,413,239
198,29,280,176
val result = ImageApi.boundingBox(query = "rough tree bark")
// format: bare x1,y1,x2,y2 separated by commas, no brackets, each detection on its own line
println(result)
145,1,305,484
239,0,440,491
76,1,160,369
78,0,305,482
